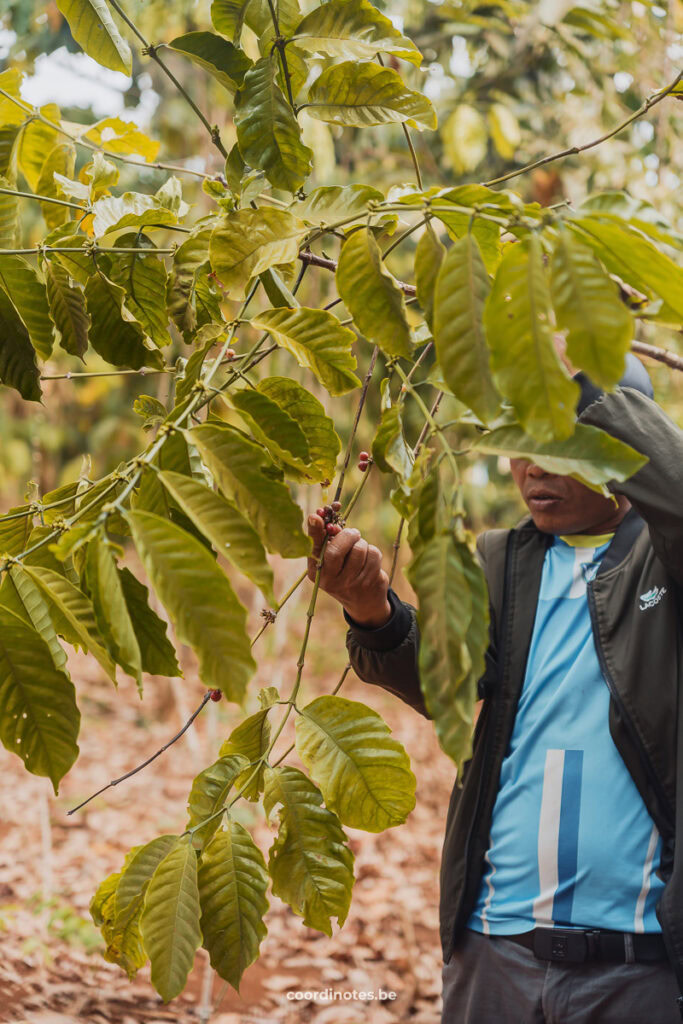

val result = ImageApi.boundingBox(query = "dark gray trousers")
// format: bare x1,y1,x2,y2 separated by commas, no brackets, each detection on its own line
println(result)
442,928,681,1024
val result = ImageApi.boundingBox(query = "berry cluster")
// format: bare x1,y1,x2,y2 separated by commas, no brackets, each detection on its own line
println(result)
358,450,372,472
316,500,343,537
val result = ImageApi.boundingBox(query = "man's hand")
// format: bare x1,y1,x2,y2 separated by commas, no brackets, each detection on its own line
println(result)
307,514,392,629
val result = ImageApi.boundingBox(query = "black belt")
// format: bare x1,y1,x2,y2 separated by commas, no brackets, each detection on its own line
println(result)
502,927,668,964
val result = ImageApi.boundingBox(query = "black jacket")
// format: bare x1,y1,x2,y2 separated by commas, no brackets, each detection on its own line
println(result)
346,387,683,997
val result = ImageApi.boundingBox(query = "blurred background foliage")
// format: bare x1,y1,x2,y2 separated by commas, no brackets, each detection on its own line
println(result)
1,0,681,538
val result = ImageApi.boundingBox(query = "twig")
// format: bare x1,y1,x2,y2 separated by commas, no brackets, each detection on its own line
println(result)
483,69,683,188
107,0,227,158
0,185,87,212
631,339,683,372
334,347,379,504
67,692,213,814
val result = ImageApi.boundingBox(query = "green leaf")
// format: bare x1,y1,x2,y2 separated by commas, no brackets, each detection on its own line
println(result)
109,236,171,348
211,0,250,41
371,378,412,478
0,176,18,249
141,841,202,1003
336,227,412,359
0,256,54,361
118,568,180,677
0,287,42,401
427,186,504,275
83,118,160,162
85,271,164,370
295,695,416,832
235,56,312,193
230,388,311,471
433,234,501,424
293,0,421,64
166,225,212,336
116,835,180,919
6,564,68,670
134,394,166,430
127,510,256,701
550,227,632,390
0,605,79,792
16,104,60,192
56,0,132,73
36,143,77,230
249,306,360,396
189,422,310,558
21,565,117,683
157,470,276,605
209,209,306,297
257,376,341,483
168,32,252,93
484,236,578,441
264,765,354,935
306,61,436,131
86,539,142,691
406,531,474,771
569,216,683,325
198,823,269,991
471,422,648,488
44,258,90,359
186,754,249,849
414,223,445,332
219,709,272,801
0,506,33,556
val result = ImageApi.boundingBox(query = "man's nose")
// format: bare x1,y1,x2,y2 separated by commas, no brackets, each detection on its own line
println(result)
526,462,548,478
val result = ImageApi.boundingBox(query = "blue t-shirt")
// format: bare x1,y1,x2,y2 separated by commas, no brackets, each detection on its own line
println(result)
468,532,664,936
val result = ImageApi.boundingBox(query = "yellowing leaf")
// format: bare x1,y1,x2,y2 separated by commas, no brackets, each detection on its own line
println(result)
442,105,487,174
484,236,578,441
83,118,160,162
264,765,354,935
488,102,521,160
141,841,202,1003
198,823,269,991
336,227,412,358
209,208,306,296
293,0,422,65
295,695,416,832
306,61,436,131
56,0,132,74
127,510,256,701
249,306,361,396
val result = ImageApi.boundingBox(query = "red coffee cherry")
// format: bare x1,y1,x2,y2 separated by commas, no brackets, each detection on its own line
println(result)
326,523,341,536
315,507,325,518
209,689,223,702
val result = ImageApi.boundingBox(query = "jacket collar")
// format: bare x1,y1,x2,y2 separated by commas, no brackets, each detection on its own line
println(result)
512,505,645,575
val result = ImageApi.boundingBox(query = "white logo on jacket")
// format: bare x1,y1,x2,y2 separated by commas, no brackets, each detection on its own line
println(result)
639,585,667,611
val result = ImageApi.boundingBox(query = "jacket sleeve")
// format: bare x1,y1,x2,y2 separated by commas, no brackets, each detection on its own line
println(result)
577,384,683,583
344,587,431,719
344,533,493,719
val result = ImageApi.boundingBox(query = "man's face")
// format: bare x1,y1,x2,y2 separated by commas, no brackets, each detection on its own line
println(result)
509,458,631,535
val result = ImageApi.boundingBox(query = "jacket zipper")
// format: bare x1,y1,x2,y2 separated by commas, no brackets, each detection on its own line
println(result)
449,533,516,947
587,579,674,839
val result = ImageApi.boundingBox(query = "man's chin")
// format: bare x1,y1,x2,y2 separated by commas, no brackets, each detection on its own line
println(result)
529,511,572,534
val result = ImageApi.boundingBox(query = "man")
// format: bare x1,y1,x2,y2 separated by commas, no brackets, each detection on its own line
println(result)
307,354,683,1023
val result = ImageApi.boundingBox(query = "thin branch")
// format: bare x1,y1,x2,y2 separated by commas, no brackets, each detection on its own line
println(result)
631,339,683,372
334,347,379,504
41,367,175,381
0,246,176,256
483,69,683,188
0,185,88,212
67,693,213,814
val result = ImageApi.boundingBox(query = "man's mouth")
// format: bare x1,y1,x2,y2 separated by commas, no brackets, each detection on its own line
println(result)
527,490,564,511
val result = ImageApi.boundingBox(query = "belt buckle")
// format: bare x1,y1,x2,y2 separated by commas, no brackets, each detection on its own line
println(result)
533,929,588,963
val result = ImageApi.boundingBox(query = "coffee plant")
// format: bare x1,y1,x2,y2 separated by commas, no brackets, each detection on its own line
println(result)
0,0,682,1003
